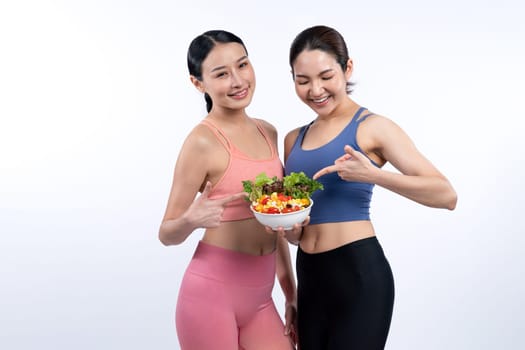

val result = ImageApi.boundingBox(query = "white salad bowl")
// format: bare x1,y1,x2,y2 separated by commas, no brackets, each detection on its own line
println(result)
250,200,313,230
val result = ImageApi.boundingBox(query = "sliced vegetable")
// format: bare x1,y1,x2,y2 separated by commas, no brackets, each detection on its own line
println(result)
242,172,323,214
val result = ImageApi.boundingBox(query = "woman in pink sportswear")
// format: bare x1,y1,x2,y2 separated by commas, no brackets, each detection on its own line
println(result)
159,30,297,350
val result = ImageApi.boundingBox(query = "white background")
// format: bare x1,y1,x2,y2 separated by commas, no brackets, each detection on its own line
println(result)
1,0,524,349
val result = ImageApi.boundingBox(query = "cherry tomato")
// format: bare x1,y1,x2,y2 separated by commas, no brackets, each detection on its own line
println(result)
277,193,291,202
264,207,280,214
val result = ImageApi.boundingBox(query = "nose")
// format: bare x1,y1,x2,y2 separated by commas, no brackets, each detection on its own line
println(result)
310,79,324,96
230,69,242,88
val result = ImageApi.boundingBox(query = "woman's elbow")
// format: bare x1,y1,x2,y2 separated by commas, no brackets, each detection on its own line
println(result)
444,188,458,211
448,194,457,210
158,229,171,246
158,232,170,246
158,225,183,246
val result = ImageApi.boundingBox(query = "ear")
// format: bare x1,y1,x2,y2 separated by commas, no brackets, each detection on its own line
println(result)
344,58,353,80
190,75,205,93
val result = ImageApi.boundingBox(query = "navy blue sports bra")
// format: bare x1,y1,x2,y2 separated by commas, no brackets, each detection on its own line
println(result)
285,107,379,224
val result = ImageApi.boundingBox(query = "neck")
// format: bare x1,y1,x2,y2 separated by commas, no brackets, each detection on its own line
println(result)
208,108,249,124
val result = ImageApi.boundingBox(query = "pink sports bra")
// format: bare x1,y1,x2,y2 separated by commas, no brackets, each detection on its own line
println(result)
201,118,283,221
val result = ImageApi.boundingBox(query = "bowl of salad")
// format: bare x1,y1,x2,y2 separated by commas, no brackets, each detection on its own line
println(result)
242,172,323,230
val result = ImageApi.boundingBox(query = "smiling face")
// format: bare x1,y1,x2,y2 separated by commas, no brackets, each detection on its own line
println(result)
191,42,255,113
292,49,352,117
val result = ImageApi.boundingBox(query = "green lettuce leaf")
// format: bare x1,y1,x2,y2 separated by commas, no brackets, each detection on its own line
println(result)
242,171,323,202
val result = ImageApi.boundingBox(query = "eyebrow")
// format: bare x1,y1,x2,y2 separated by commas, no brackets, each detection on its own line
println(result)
295,68,334,78
210,55,249,73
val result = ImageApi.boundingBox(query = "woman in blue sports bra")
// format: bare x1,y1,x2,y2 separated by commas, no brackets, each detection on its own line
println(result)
281,25,457,350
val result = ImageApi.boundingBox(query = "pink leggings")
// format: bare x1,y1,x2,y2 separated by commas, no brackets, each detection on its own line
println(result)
176,241,293,350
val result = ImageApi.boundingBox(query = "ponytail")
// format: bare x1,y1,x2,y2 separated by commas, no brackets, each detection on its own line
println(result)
204,93,213,113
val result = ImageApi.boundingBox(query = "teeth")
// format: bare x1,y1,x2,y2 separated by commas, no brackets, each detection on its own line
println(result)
313,96,328,103
233,89,247,96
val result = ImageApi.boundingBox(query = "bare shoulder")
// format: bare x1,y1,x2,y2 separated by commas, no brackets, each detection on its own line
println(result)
181,122,222,155
357,112,415,165
359,113,410,145
284,126,302,143
360,113,398,130
186,123,218,150
174,121,229,188
284,126,303,161
253,118,278,137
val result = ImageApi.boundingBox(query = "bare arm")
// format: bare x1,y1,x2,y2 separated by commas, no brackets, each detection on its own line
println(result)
275,234,297,338
276,234,296,302
158,126,245,245
284,127,301,162
314,116,457,210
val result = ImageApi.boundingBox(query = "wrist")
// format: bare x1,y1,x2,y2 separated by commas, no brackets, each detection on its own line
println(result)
181,211,198,231
291,229,303,245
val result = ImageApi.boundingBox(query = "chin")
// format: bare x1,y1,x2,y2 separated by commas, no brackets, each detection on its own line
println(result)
309,103,333,115
232,98,253,110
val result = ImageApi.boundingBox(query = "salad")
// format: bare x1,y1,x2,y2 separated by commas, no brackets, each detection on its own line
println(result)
242,172,323,214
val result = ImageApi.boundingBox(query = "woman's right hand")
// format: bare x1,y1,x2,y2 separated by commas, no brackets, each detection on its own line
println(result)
186,181,247,228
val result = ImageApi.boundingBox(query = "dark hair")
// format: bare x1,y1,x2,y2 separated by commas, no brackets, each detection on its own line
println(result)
187,30,248,112
289,25,354,94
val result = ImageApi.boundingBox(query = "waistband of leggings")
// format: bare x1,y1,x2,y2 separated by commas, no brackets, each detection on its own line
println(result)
299,236,379,254
186,241,276,286
297,236,385,267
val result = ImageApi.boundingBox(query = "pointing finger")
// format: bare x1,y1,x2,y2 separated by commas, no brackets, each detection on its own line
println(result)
230,191,248,202
217,191,246,205
313,165,337,180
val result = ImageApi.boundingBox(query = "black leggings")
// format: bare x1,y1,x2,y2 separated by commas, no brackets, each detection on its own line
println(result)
297,236,395,350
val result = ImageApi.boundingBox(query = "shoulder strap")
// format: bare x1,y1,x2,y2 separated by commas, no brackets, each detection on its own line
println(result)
344,107,374,139
295,121,313,148
200,119,231,150
355,107,375,124
252,119,276,157
354,107,367,119
357,112,375,123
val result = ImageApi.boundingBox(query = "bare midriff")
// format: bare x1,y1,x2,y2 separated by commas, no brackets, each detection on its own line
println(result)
300,220,376,254
201,218,276,256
